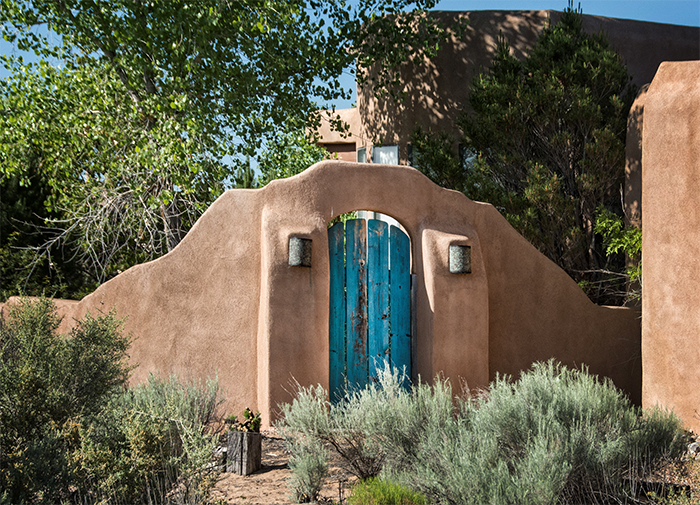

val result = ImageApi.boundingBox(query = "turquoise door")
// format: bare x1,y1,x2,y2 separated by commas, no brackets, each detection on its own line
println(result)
328,218,411,399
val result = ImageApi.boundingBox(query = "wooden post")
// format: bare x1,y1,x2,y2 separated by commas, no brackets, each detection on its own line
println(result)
227,431,262,475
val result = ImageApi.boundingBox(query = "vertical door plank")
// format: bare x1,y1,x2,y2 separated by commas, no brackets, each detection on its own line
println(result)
390,225,411,389
368,219,390,383
328,221,346,401
346,219,368,391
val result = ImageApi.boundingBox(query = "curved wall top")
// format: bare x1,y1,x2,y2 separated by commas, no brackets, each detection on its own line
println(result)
5,161,641,425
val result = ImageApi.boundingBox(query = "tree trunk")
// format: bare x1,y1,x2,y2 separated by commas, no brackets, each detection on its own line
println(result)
161,195,185,252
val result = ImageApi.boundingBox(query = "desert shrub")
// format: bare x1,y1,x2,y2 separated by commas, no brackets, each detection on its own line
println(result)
361,366,455,476
0,297,131,503
277,384,330,502
278,380,384,481
280,360,686,505
0,298,224,504
402,361,686,505
348,477,428,505
279,365,455,504
285,433,330,503
74,374,224,505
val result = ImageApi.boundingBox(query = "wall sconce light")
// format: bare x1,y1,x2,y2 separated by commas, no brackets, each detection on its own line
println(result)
289,237,312,267
449,244,471,274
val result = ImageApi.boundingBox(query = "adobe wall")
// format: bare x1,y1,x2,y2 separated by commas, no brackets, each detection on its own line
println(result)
625,85,648,229
359,10,550,158
356,10,699,163
2,162,641,424
642,61,700,431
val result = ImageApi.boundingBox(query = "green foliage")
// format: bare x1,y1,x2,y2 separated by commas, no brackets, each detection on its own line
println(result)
0,0,455,292
348,478,428,505
0,297,131,502
227,407,262,432
593,206,642,303
280,361,687,505
1,55,228,284
256,130,331,187
0,298,224,504
595,207,642,260
413,4,637,305
74,374,223,504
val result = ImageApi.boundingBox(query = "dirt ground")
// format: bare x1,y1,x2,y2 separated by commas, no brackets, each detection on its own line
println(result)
210,430,354,505
210,430,700,505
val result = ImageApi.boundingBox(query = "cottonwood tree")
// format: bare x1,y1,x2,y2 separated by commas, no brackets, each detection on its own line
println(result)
413,4,636,305
0,0,452,292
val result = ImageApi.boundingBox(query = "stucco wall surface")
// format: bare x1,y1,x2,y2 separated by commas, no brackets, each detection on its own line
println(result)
2,162,641,424
642,61,700,431
355,10,699,163
625,85,648,229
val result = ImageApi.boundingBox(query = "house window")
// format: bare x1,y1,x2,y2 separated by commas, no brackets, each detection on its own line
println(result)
357,147,367,163
372,145,399,165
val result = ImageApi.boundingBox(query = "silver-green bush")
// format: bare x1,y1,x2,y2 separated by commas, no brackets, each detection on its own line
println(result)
286,433,330,503
279,361,687,505
390,361,686,505
0,298,224,505
76,373,224,505
278,379,387,481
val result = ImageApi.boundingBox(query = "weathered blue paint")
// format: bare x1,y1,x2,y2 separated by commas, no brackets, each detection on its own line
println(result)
390,225,411,389
368,220,390,384
345,219,368,391
329,218,411,398
328,222,346,401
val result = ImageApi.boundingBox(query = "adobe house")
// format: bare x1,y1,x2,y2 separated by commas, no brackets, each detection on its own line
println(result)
317,10,699,165
2,162,642,426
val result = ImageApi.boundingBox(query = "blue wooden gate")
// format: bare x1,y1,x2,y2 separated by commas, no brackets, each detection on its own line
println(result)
328,218,411,399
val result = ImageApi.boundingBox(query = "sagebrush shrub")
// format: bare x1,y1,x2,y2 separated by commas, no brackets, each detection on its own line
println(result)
0,298,131,503
398,361,686,505
280,360,687,505
0,298,224,505
278,379,385,481
285,433,330,503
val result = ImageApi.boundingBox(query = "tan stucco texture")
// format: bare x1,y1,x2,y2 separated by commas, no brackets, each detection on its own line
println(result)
642,61,700,431
356,10,698,163
3,162,641,425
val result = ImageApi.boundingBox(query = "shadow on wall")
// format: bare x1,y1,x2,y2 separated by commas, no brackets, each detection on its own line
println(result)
625,84,649,229
359,10,550,153
359,9,700,163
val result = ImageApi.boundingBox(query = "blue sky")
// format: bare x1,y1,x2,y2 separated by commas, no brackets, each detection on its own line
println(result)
434,0,700,27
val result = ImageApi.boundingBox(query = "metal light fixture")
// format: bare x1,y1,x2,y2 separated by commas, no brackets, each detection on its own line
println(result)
449,244,471,274
289,237,312,267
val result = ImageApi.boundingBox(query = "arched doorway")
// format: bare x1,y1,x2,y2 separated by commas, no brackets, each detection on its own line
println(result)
328,216,411,400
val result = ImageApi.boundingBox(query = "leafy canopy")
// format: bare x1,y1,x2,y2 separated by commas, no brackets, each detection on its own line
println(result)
0,0,453,293
413,4,637,305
